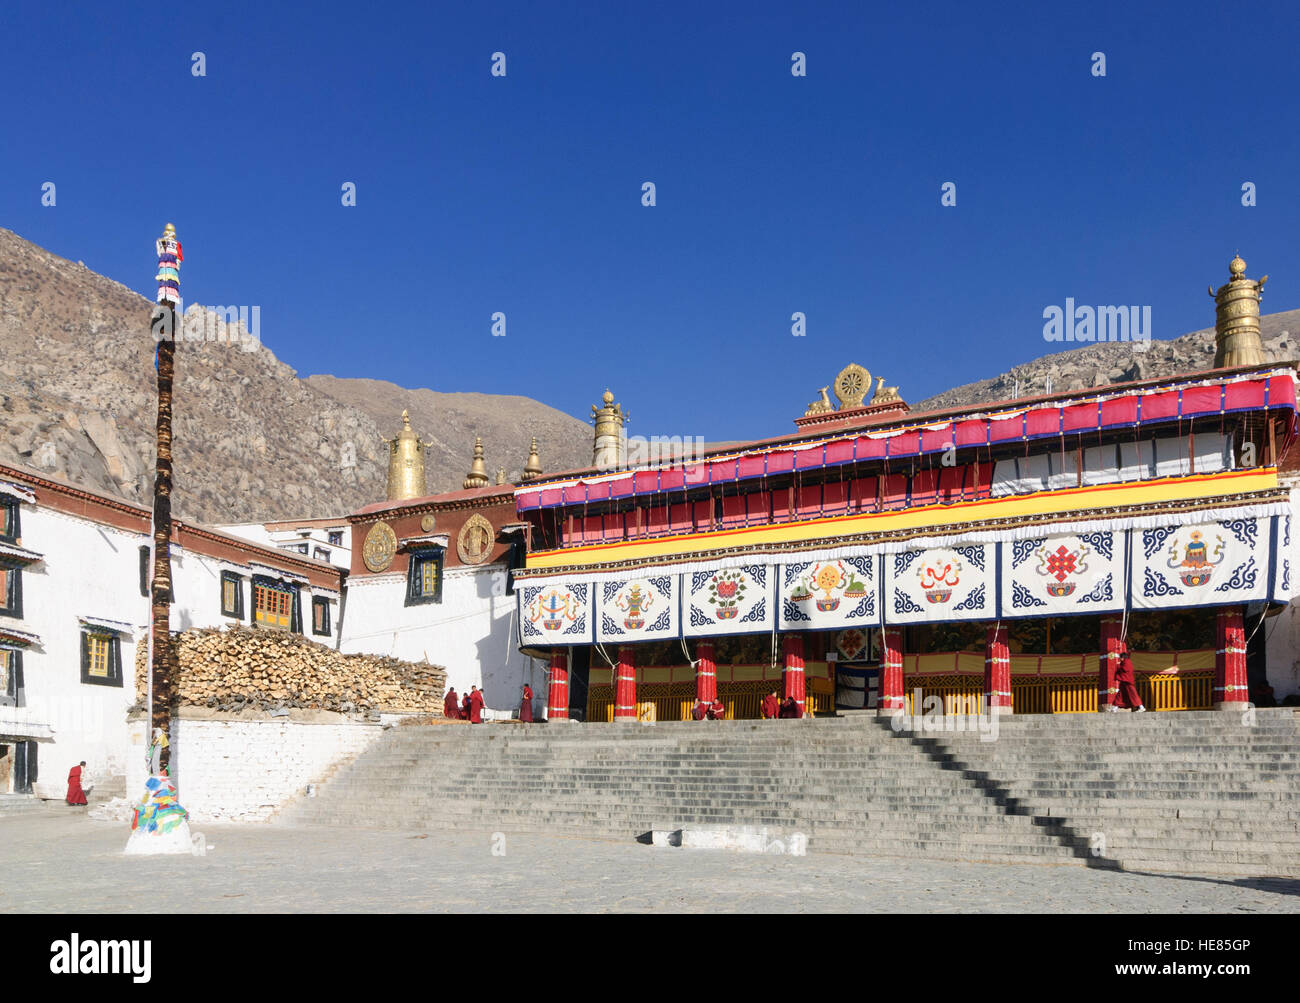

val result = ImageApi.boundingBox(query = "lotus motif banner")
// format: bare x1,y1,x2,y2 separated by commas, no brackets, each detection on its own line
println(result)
518,580,592,645
779,556,880,630
885,544,995,624
1001,531,1125,617
1130,516,1271,610
684,564,774,637
596,574,680,643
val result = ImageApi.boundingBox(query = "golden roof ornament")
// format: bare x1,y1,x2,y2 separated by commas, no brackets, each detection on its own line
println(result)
872,376,902,405
1210,253,1268,368
591,388,628,470
804,387,833,416
382,409,432,501
833,364,872,409
495,467,507,485
463,436,490,489
522,436,543,482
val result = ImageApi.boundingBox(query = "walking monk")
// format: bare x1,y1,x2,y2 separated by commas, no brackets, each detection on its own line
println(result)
444,687,461,720
761,690,780,719
469,685,485,724
520,684,534,723
1111,653,1147,713
65,761,88,805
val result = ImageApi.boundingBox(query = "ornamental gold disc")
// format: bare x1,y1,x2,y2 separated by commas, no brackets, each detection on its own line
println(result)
833,363,871,409
457,512,495,565
420,514,436,533
362,520,398,572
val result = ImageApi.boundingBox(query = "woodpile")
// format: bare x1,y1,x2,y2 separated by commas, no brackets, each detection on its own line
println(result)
133,625,446,715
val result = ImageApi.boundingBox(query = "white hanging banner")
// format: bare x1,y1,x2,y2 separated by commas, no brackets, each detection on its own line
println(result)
1131,516,1271,610
778,556,880,630
1272,515,1293,604
518,580,593,645
595,573,680,643
1000,530,1126,617
884,544,995,624
683,564,774,637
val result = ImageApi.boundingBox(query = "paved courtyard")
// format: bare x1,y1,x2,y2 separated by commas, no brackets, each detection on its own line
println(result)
1,807,1297,913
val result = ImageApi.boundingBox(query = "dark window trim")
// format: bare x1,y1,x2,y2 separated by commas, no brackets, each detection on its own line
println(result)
0,561,23,620
139,545,151,598
405,546,444,606
311,596,332,636
79,629,124,688
220,570,245,619
327,531,343,546
251,575,301,632
505,538,526,596
0,645,22,707
0,497,19,545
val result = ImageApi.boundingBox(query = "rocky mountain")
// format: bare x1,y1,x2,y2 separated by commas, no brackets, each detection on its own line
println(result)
0,227,591,524
914,310,1300,413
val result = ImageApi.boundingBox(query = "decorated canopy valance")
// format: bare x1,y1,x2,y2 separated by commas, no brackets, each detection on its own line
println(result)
518,508,1294,645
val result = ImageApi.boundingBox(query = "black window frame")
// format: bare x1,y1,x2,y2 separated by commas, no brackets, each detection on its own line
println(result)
505,538,526,596
405,547,445,606
313,547,331,563
220,571,245,619
327,531,343,546
0,496,20,544
0,561,23,620
79,628,124,688
0,646,23,707
311,596,332,636
139,545,151,598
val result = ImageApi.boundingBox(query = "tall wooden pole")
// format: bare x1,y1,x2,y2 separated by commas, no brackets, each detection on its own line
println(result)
150,224,182,774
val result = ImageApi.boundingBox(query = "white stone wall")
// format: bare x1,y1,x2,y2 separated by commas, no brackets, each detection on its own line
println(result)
217,523,351,569
5,504,144,799
126,714,381,822
340,564,545,719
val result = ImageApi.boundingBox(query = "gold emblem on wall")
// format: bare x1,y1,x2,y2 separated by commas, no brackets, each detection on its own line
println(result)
362,521,398,573
420,514,436,533
833,363,872,409
457,513,495,565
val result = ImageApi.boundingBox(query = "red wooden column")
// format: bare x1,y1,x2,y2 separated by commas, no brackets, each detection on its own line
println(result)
695,641,717,709
984,623,1012,715
546,649,569,721
614,645,637,721
782,634,806,716
878,626,905,716
1215,606,1249,710
1099,616,1125,712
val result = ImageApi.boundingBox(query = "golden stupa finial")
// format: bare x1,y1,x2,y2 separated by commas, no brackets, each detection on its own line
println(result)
163,222,176,237
463,436,490,489
1210,253,1268,368
522,436,543,482
591,389,628,470
382,410,430,501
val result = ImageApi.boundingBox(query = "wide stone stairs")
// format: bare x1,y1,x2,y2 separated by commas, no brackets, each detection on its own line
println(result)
280,709,1300,876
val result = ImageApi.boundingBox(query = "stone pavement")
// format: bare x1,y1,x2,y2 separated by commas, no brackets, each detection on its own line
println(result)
1,807,1297,913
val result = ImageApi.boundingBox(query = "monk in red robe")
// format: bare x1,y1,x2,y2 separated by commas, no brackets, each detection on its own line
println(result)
520,684,534,723
778,696,798,719
761,691,780,719
65,761,88,805
462,693,472,719
708,697,726,721
469,685,485,724
1113,654,1146,712
444,688,461,719
692,700,708,720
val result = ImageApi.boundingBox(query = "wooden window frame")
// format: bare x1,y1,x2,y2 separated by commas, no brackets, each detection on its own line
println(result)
311,597,332,636
220,571,245,619
252,576,300,632
0,497,18,545
79,629,123,688
405,547,444,606
0,562,22,620
0,646,22,706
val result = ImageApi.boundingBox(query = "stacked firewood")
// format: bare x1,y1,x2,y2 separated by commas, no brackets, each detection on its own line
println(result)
132,625,446,714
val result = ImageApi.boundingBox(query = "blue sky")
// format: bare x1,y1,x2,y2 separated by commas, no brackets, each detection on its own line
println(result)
2,0,1297,442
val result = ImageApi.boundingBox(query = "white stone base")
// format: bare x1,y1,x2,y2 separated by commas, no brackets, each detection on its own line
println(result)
124,820,195,856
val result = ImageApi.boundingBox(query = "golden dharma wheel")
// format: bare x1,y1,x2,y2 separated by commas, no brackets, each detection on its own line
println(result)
362,521,398,573
833,363,872,409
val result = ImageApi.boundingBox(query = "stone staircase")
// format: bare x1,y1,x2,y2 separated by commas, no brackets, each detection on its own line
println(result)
279,709,1300,877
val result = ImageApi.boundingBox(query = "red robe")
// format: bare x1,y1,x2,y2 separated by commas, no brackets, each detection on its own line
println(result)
520,685,534,723
469,689,485,724
692,701,708,721
778,697,798,719
444,691,461,719
65,765,87,805
462,696,472,719
1115,656,1143,709
761,695,780,719
708,700,725,721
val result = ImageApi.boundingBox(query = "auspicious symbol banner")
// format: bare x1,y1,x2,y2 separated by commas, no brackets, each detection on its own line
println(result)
683,564,774,637
884,544,995,624
519,581,592,645
1001,531,1126,617
778,556,880,630
1130,516,1271,610
596,574,680,643
1273,515,1292,605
